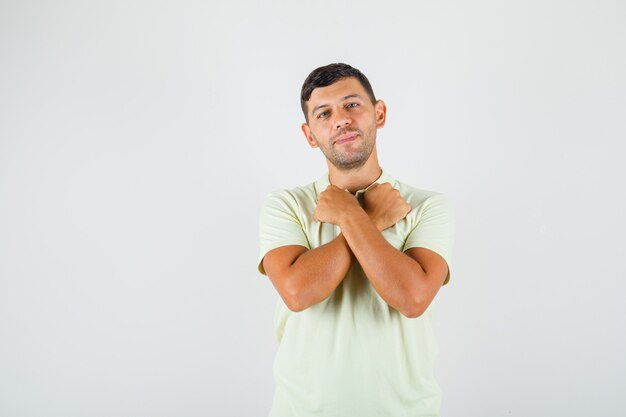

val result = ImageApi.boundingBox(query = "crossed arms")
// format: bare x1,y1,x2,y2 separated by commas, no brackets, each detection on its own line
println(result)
262,183,449,318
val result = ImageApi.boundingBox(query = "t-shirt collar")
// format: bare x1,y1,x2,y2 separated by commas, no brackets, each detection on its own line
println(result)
314,168,395,198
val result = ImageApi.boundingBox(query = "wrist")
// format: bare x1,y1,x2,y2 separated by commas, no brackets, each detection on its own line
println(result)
338,205,370,230
364,211,385,231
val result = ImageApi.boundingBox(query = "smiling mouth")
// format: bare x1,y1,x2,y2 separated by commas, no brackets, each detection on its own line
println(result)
333,132,359,145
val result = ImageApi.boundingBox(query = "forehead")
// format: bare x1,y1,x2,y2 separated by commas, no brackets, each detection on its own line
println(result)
308,77,367,105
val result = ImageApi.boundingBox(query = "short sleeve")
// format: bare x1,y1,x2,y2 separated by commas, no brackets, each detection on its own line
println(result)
258,190,310,275
403,194,456,285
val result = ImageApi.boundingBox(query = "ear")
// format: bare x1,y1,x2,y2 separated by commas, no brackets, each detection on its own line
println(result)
374,100,387,128
301,123,318,148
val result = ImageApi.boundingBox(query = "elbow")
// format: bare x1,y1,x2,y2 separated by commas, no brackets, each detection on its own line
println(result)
284,296,307,312
401,306,425,319
281,285,311,312
400,297,428,319
270,271,310,312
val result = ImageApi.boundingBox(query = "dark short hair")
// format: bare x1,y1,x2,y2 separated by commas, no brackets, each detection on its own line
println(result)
300,63,377,121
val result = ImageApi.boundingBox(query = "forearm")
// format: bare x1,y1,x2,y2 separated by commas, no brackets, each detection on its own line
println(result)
339,209,427,317
281,234,355,311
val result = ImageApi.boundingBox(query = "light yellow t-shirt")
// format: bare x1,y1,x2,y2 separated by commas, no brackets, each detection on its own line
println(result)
258,170,455,417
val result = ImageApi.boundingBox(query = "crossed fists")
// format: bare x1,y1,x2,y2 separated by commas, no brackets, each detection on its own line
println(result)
314,183,411,231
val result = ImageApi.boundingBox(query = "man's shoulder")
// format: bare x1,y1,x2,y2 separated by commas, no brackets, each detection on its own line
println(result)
393,178,449,207
262,180,319,210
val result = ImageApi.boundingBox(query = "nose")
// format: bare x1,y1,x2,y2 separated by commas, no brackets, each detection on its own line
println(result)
334,110,351,129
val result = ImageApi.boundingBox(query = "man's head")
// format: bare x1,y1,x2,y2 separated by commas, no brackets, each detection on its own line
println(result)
300,63,377,122
300,63,386,172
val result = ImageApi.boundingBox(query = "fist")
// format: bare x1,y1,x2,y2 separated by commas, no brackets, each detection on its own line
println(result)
314,185,361,225
363,183,411,230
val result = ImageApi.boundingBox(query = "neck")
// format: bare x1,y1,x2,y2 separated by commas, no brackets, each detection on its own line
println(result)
327,151,382,194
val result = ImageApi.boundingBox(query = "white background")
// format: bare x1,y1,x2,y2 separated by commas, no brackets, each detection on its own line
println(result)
1,1,625,416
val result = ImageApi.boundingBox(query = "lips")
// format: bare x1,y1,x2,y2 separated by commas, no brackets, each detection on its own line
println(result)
333,131,359,145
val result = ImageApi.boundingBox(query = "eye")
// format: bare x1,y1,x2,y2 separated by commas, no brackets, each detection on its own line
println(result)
317,111,329,119
346,102,359,109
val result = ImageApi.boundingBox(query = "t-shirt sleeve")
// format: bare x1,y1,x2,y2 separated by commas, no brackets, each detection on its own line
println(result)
403,193,456,285
258,190,310,275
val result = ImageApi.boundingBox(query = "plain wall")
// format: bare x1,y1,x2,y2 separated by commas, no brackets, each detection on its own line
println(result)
1,1,624,416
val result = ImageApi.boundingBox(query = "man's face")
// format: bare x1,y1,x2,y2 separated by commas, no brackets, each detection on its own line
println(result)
301,77,386,171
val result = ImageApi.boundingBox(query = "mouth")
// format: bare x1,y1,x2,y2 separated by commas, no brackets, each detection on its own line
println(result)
333,132,359,145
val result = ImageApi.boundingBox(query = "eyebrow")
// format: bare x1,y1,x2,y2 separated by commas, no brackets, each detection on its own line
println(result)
311,94,364,116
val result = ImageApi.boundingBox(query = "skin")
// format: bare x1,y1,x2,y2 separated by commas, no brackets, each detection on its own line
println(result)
262,77,449,318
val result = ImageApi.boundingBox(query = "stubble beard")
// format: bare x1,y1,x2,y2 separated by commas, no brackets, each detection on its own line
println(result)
316,126,377,172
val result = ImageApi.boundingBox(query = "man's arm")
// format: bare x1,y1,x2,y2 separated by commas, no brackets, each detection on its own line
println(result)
262,234,354,312
340,212,448,318
262,186,410,312
315,184,449,318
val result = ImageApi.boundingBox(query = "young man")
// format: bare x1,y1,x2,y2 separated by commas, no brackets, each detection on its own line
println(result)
258,63,455,416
